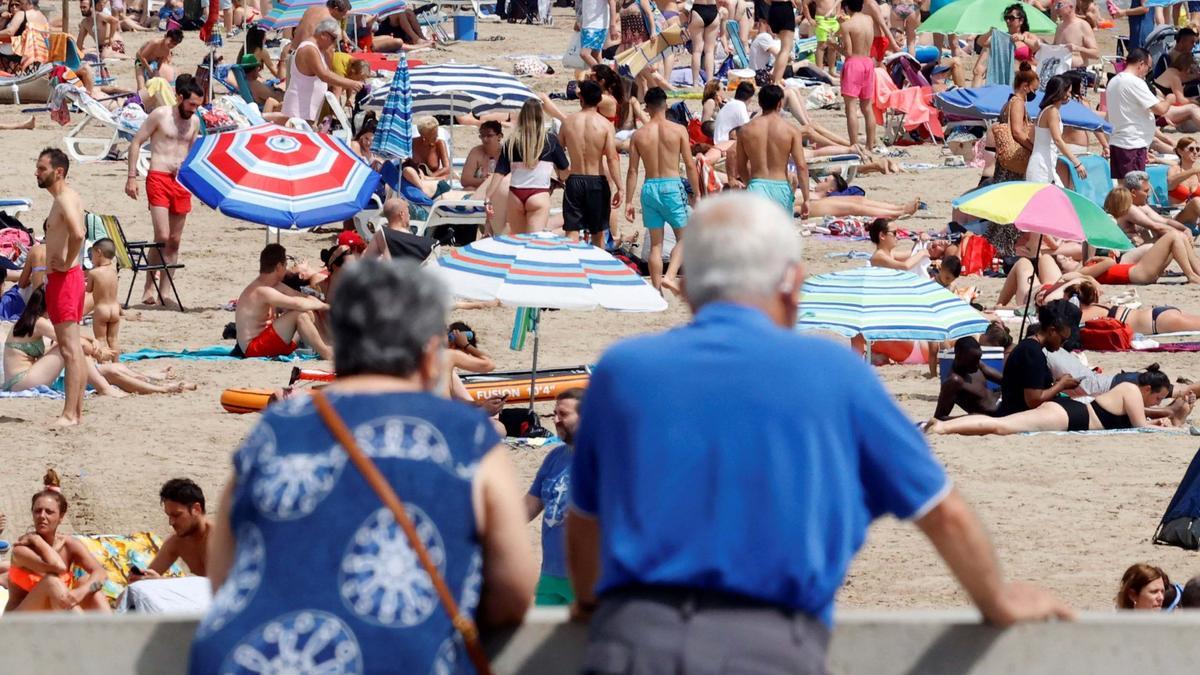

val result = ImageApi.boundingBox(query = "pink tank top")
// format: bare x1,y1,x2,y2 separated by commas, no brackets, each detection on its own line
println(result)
281,41,328,122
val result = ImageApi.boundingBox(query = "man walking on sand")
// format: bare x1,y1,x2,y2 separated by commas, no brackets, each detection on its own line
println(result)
626,87,699,294
840,0,878,150
125,76,203,307
37,148,87,427
560,80,622,248
732,84,809,219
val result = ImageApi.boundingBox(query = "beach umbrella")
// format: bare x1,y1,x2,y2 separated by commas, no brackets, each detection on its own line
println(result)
178,123,381,229
432,232,666,412
953,182,1133,250
797,268,989,342
259,0,409,30
371,50,412,160
918,0,1057,34
935,85,1113,133
361,64,536,117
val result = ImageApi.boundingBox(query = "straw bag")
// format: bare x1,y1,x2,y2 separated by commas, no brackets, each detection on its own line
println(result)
311,390,493,675
993,99,1030,174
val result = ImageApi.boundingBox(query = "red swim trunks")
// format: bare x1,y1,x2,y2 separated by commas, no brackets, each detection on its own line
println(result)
46,265,85,325
243,324,297,358
146,170,192,215
870,35,889,63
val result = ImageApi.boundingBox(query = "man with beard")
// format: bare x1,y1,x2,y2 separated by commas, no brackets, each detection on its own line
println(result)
125,74,202,307
525,388,584,606
130,478,212,579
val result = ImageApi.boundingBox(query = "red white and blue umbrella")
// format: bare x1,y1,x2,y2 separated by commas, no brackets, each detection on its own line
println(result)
178,124,381,229
432,232,667,311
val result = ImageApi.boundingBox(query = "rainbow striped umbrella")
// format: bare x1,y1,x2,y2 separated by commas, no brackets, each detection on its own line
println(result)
178,123,381,229
953,182,1133,250
432,232,667,311
797,268,989,341
259,0,408,30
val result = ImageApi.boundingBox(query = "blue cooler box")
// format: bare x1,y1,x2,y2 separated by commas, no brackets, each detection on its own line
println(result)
454,12,477,41
938,346,1004,391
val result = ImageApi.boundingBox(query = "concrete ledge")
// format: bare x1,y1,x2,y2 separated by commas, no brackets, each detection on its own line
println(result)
6,609,1200,674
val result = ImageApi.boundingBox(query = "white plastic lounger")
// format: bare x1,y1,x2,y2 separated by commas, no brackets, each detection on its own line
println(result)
0,64,52,104
808,154,862,181
61,87,150,173
0,198,32,217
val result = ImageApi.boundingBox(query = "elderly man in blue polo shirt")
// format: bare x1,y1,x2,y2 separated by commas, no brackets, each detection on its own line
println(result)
565,192,1072,672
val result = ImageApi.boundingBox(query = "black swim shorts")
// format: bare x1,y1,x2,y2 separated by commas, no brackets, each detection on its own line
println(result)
563,174,613,234
768,0,796,34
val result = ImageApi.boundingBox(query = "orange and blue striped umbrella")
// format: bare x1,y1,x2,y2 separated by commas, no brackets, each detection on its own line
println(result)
432,232,667,311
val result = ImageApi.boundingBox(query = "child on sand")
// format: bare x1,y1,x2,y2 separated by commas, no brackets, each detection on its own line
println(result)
87,239,121,359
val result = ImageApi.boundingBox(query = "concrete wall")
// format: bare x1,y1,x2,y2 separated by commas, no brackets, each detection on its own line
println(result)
6,609,1200,674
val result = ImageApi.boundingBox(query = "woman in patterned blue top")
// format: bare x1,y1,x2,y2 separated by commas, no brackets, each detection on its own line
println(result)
189,258,536,675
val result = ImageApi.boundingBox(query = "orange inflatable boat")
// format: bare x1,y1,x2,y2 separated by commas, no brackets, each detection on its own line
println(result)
220,387,276,414
461,367,591,403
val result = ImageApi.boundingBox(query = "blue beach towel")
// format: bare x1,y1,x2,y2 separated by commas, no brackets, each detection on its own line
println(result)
119,345,320,362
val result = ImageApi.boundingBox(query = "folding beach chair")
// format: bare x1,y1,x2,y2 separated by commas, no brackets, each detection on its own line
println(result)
1059,154,1111,205
725,19,750,70
61,86,150,171
1146,163,1184,220
84,212,185,310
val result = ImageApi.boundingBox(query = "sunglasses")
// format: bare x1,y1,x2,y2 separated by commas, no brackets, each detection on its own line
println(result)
1187,146,1200,153
1005,14,1022,20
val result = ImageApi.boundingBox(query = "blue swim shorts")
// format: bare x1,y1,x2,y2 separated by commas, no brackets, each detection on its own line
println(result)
746,178,795,217
580,28,607,51
640,177,690,230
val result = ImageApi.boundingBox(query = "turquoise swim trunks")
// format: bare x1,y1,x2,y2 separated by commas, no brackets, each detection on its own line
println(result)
640,177,690,230
747,178,795,217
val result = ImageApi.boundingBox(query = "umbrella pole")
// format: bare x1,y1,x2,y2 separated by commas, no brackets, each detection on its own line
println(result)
528,308,540,412
1017,234,1043,340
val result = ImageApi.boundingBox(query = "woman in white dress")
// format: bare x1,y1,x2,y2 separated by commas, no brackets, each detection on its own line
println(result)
1025,75,1087,185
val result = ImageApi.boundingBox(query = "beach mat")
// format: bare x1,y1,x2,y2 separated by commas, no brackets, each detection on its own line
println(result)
1139,342,1200,353
71,532,186,608
120,345,319,363
1016,426,1198,437
0,385,65,399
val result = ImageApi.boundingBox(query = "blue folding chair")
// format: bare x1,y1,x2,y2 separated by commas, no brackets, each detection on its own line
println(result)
1060,154,1112,206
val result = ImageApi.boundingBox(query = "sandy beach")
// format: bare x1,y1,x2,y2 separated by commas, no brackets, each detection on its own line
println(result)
2,5,1199,617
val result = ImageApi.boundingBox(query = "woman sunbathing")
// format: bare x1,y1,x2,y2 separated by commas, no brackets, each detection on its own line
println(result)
926,370,1184,435
803,181,921,220
1067,278,1200,335
5,470,110,613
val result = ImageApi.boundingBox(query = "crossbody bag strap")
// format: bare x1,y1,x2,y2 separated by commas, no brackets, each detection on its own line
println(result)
311,390,493,675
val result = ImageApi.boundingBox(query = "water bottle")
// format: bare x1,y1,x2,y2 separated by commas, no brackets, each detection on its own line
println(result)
0,540,10,561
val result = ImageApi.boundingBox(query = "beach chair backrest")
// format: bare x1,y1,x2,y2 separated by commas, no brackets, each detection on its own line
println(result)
85,212,134,271
1147,164,1171,208
725,20,749,70
1074,154,1112,206
228,65,256,105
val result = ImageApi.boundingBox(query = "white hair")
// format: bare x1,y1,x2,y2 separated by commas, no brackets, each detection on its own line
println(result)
314,18,340,38
683,192,803,309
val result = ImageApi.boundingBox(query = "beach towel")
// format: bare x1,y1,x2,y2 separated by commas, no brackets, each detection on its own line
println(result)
117,576,212,614
119,345,320,362
986,29,1014,88
872,67,943,138
13,25,50,70
0,385,64,399
616,24,686,76
1139,342,1200,352
71,532,185,608
1017,426,1196,436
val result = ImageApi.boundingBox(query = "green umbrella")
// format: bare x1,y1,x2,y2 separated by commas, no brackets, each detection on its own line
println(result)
918,0,1057,35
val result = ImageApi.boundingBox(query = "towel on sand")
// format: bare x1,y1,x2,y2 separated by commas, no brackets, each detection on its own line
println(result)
120,345,319,362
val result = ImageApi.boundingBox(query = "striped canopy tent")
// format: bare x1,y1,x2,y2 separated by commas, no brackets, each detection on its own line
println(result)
371,49,412,160
259,0,409,30
797,268,989,341
178,124,381,229
361,63,536,117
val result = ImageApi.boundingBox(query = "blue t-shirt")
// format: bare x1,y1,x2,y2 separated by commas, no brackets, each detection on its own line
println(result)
570,303,950,626
528,443,573,578
189,391,499,675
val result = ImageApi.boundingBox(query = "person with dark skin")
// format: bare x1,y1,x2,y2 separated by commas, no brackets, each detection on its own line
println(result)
995,301,1080,417
933,337,1002,420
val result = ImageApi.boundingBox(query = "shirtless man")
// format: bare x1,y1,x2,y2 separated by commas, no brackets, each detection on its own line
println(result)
559,80,622,248
840,0,877,150
294,0,349,44
36,148,87,427
235,244,333,360
133,28,183,92
131,478,211,580
733,84,810,219
1053,0,1099,70
125,75,202,307
625,87,699,293
932,337,1002,420
78,0,121,59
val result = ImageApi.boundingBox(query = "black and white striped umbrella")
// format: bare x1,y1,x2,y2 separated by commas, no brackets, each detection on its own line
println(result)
361,63,536,117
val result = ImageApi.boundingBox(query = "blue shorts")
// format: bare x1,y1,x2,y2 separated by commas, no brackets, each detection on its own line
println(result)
641,177,690,230
1190,1,1200,12
580,28,607,51
746,178,795,216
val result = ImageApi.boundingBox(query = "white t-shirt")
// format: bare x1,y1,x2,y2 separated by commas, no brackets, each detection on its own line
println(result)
1105,71,1160,150
750,33,780,71
578,0,609,30
713,99,750,143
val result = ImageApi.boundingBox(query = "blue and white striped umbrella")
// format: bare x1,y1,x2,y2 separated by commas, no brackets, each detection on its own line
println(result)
260,0,409,30
178,124,381,229
797,267,989,341
362,63,536,117
432,232,666,311
371,50,412,160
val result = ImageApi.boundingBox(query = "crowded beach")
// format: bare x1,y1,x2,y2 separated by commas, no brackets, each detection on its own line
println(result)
3,0,1200,670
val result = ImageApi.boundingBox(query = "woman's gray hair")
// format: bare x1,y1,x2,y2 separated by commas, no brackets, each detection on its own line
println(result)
1122,170,1149,190
314,18,340,38
682,192,803,309
330,259,451,377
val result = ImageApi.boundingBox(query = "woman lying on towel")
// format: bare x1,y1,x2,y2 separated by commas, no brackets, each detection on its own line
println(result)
1065,278,1200,335
802,179,922,220
5,470,110,613
926,369,1189,435
3,287,196,395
